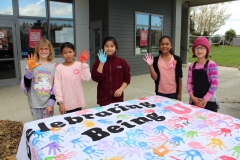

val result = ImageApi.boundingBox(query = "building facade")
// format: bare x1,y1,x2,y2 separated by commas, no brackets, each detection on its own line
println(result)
0,0,233,87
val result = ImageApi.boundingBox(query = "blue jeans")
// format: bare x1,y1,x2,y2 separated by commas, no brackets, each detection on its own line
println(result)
156,92,177,100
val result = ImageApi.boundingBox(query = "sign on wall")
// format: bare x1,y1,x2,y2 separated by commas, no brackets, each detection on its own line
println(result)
140,30,148,46
28,29,42,48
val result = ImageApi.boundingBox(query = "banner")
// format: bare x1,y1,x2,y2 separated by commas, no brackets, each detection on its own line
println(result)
28,29,42,48
16,96,240,160
140,30,148,46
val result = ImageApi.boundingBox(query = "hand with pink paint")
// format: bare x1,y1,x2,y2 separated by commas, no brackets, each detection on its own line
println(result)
143,53,154,66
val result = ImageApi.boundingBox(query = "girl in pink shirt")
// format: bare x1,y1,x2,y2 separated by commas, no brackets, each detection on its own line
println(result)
54,42,91,114
143,36,183,100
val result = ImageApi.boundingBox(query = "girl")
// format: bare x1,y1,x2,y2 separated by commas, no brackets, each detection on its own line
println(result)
20,39,56,120
187,37,219,112
143,36,183,100
92,36,131,106
54,42,91,114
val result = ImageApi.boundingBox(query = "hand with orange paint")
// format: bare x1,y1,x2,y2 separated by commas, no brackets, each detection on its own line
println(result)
78,49,89,63
25,53,41,71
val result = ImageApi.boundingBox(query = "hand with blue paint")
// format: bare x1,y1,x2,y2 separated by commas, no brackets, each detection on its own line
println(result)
98,49,107,64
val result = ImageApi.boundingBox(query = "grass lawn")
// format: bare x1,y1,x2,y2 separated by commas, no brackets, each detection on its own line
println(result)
188,46,240,68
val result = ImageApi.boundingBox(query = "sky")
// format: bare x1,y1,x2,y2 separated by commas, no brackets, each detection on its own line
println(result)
214,0,240,35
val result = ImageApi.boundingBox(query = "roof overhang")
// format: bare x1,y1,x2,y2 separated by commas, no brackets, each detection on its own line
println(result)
184,0,235,7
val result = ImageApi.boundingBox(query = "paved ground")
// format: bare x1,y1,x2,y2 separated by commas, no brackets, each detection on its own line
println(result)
0,64,240,123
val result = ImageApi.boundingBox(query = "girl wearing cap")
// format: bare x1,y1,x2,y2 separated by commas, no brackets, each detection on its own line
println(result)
187,36,219,112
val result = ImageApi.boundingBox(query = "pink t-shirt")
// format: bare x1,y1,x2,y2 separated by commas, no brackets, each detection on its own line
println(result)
158,55,176,94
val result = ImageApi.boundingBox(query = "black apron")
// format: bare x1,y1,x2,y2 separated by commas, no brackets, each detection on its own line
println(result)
191,60,218,112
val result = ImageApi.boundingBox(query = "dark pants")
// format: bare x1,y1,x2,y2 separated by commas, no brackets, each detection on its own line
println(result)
157,92,177,100
66,107,82,113
191,101,218,112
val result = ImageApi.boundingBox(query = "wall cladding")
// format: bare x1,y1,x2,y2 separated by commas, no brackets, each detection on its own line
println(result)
90,0,173,75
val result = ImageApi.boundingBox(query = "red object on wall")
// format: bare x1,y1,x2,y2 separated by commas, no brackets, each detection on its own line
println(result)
28,29,42,48
140,30,148,46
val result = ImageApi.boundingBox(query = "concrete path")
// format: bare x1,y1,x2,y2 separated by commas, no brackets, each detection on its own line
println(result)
0,65,240,123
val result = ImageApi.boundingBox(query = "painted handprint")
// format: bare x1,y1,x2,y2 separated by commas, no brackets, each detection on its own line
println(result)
83,145,104,159
82,120,95,128
94,106,103,112
178,149,204,160
117,114,130,120
188,141,217,154
144,152,164,160
229,146,240,158
50,127,66,134
118,146,141,158
153,125,169,134
34,130,49,138
149,134,168,142
41,142,64,155
169,136,185,146
49,134,64,143
200,131,219,138
138,141,151,150
135,129,148,138
97,119,114,125
97,140,116,152
32,137,44,148
70,137,88,148
112,137,127,147
168,129,186,136
152,141,170,157
185,130,198,138
207,138,227,150
54,150,78,160
218,128,232,137
216,155,236,160
65,127,81,136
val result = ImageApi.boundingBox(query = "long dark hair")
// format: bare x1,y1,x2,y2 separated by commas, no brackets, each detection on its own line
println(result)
102,36,119,51
159,36,174,55
60,42,75,53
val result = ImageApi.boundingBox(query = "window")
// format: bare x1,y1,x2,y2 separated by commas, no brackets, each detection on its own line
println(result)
135,12,163,55
0,0,13,15
50,1,73,18
50,20,74,56
18,0,47,17
19,19,48,58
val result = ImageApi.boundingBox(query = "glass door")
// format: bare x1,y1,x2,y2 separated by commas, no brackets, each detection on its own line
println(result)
0,20,19,87
90,20,102,68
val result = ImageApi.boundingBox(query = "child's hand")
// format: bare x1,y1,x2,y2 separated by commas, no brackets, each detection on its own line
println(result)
59,104,66,114
78,49,89,63
143,53,154,65
98,49,107,64
177,93,182,101
114,88,123,97
198,99,207,108
46,106,53,115
191,95,201,106
25,53,41,71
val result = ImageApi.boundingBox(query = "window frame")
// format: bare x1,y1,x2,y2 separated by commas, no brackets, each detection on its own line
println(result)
135,11,163,56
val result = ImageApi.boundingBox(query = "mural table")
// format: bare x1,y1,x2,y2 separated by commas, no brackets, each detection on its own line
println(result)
17,96,240,160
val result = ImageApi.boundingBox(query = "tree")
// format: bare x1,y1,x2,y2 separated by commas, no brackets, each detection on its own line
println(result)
190,3,231,36
225,28,237,42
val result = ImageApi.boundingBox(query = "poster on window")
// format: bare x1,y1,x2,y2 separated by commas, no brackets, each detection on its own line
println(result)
140,30,148,46
28,29,42,48
0,30,8,50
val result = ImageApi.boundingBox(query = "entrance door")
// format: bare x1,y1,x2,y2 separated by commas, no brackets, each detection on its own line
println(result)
0,20,19,87
89,20,102,68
